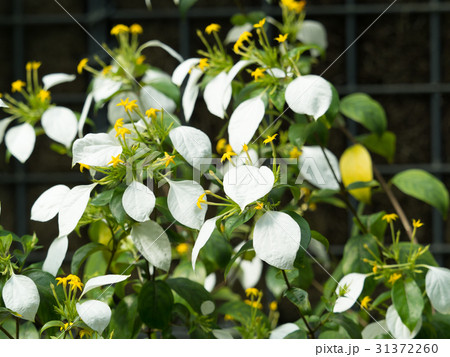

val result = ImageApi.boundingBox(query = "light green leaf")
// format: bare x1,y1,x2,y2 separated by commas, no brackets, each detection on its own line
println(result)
166,277,212,314
392,277,424,331
357,131,396,163
426,267,450,314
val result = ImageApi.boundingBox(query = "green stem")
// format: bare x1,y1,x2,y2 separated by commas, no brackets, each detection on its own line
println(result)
15,317,19,339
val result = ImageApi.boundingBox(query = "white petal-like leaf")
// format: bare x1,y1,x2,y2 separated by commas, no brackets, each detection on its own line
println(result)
31,184,70,222
297,20,328,57
224,24,253,44
228,97,265,153
42,73,76,90
239,256,263,290
361,320,389,339
425,266,450,314
122,181,156,222
42,236,68,276
140,85,176,113
107,91,140,125
182,68,203,122
0,99,8,108
5,122,36,163
333,273,366,313
131,220,171,271
167,180,206,230
72,133,122,167
298,146,341,190
270,323,300,339
143,68,172,83
76,300,111,335
253,211,301,270
172,58,200,86
58,183,97,237
386,305,422,339
285,75,332,119
169,125,212,169
138,40,183,63
267,68,286,78
192,217,218,270
2,274,40,321
223,165,274,211
0,117,14,144
81,274,130,298
92,77,122,103
204,72,231,119
42,106,78,148
78,92,93,138
212,329,234,339
204,273,216,292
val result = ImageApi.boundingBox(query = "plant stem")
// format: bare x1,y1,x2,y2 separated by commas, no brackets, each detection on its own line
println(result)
15,317,19,339
0,325,14,339
281,269,291,289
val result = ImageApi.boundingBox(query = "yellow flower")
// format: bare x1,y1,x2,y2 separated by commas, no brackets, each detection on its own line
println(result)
77,58,89,74
233,31,252,53
102,65,113,75
69,279,84,292
216,138,227,154
79,163,90,173
136,55,146,65
244,299,263,310
224,314,234,321
60,322,73,331
275,33,288,43
79,329,92,339
205,23,221,34
251,68,265,81
372,265,378,274
146,108,160,119
115,127,131,139
56,277,69,288
37,89,51,102
125,99,139,113
108,154,124,168
130,23,143,34
11,80,26,93
245,288,260,298
255,202,264,210
382,213,399,223
221,151,237,163
270,301,278,311
111,24,129,35
281,0,306,13
263,133,278,144
67,274,81,283
388,273,402,285
242,144,249,152
198,58,209,71
161,152,175,168
176,243,189,255
117,97,130,109
360,296,372,310
412,219,424,228
254,18,266,29
197,193,207,209
114,118,124,131
289,146,301,159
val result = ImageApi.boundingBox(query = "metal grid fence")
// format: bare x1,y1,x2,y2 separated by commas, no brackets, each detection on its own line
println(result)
0,0,448,265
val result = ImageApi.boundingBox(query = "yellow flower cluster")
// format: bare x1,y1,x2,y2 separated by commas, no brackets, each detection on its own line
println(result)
251,68,265,82
117,97,138,113
114,118,131,139
11,80,26,93
233,31,252,54
205,23,221,34
281,0,306,13
382,213,398,223
56,274,84,292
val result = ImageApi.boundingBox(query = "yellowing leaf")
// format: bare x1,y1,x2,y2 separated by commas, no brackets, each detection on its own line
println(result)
339,144,373,203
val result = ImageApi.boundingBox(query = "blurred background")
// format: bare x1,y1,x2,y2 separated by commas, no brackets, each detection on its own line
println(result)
0,0,449,284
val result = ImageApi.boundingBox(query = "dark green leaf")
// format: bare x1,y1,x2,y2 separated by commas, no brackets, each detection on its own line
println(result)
358,131,396,163
200,231,232,271
371,290,391,309
328,314,362,339
166,278,212,314
155,196,176,223
284,288,311,315
346,180,379,191
392,277,424,332
285,329,307,339
342,234,379,275
392,169,449,218
217,301,267,326
224,240,253,279
322,84,340,125
40,320,64,335
311,230,329,251
110,295,141,338
147,80,180,106
359,211,387,242
109,186,127,224
223,210,255,238
138,280,174,329
398,242,438,267
71,242,109,275
91,189,115,206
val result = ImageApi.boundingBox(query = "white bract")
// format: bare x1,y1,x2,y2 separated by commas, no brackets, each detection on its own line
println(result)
182,68,203,122
137,40,184,63
204,72,231,119
425,266,450,314
386,305,422,339
333,273,366,313
0,99,8,108
285,75,332,119
72,133,122,167
253,211,301,270
167,180,207,230
41,106,78,148
223,165,274,211
42,73,76,90
225,24,253,44
361,320,389,339
5,122,36,163
298,146,341,190
131,220,172,271
172,58,201,86
78,92,93,137
270,323,300,339
122,181,156,223
42,235,68,276
92,77,122,103
238,256,263,290
192,217,218,270
296,20,328,57
108,92,140,125
140,85,176,113
169,126,212,169
228,96,265,153
76,300,111,335
2,274,40,321
31,184,70,222
0,117,13,143
81,274,130,298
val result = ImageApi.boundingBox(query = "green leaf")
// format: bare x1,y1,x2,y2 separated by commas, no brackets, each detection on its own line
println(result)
269,85,286,113
359,211,387,242
358,131,396,163
71,242,109,275
284,288,311,315
155,196,175,223
265,266,287,299
285,329,308,339
90,189,114,206
138,280,174,329
311,230,329,251
178,0,198,17
0,307,13,323
346,180,379,191
342,234,379,275
147,79,180,106
340,93,387,135
392,277,424,332
217,301,267,326
109,295,141,338
109,186,127,224
322,84,340,125
398,242,438,267
284,210,311,255
328,314,362,339
286,44,325,60
40,320,65,335
224,240,253,279
371,291,391,309
200,231,232,271
392,169,449,218
223,210,255,238
166,277,213,314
